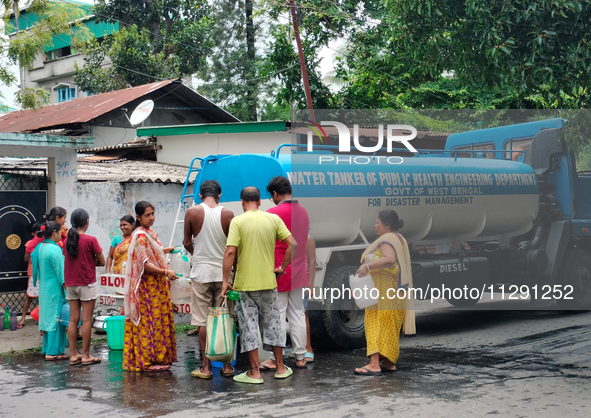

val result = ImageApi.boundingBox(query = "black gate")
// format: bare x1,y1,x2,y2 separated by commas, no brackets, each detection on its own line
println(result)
0,168,47,313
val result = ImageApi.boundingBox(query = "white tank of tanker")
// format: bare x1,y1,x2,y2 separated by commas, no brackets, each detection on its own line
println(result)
195,152,539,247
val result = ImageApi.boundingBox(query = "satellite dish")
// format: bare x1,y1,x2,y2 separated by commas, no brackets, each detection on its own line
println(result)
128,100,154,126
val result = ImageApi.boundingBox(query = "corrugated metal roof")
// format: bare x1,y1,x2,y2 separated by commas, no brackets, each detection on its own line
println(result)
0,157,189,184
0,79,239,134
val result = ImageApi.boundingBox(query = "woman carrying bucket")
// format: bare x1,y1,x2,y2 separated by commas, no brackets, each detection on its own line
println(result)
123,201,177,372
31,221,68,361
63,208,105,366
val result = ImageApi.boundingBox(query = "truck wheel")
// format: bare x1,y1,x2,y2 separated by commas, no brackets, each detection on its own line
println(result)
322,266,366,350
444,289,481,308
556,249,591,310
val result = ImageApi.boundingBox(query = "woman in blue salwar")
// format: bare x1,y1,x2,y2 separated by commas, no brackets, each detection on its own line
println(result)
32,221,68,361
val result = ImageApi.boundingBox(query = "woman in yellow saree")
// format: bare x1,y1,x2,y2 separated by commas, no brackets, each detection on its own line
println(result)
123,201,178,372
106,215,135,274
354,209,415,376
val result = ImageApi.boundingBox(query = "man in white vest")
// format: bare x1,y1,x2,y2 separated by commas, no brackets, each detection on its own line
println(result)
184,180,235,379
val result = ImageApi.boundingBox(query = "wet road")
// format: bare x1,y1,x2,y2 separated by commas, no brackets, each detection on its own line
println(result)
1,308,590,417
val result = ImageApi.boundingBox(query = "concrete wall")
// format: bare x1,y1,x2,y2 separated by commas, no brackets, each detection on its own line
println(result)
91,126,137,148
73,182,193,267
156,132,293,167
24,54,112,104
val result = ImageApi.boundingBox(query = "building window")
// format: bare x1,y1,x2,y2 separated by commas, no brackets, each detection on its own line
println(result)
57,87,76,102
45,46,76,61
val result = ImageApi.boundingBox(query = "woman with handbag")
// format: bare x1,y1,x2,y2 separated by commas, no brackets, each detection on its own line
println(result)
354,209,415,376
123,201,177,372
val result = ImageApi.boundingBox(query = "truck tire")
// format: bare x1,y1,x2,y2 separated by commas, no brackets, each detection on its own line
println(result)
444,289,481,308
322,266,366,350
556,249,591,310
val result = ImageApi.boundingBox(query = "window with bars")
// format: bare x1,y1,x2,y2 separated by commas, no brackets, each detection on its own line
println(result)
57,87,76,103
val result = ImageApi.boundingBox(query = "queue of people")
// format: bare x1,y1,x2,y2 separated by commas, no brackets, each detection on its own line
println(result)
25,175,414,379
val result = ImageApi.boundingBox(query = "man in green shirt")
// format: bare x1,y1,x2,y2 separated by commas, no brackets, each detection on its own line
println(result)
222,187,296,384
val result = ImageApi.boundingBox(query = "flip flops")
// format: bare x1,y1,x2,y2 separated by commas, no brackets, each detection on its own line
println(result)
294,360,308,369
304,352,314,363
259,363,277,371
275,366,293,379
81,357,101,366
45,354,69,361
69,358,82,366
233,372,264,384
147,365,171,372
354,367,383,376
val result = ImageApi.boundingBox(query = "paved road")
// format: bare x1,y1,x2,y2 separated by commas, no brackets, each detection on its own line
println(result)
1,305,590,417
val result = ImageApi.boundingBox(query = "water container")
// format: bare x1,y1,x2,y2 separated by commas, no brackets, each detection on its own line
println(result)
30,306,40,322
349,273,379,309
10,306,18,331
103,316,126,350
3,305,9,330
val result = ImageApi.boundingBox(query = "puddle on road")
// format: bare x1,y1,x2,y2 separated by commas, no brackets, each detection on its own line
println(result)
1,326,590,417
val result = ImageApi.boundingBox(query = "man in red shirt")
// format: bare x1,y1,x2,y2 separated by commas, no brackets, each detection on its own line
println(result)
259,176,310,370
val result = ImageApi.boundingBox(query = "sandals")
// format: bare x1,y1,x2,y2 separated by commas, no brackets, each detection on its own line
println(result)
45,354,69,361
147,365,171,372
70,357,83,366
274,366,293,379
259,363,277,371
220,367,235,377
233,371,264,384
81,357,101,366
354,366,383,376
294,360,308,369
191,367,213,379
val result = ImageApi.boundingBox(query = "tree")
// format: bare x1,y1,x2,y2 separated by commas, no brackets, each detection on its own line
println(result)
379,0,591,108
195,0,258,121
74,0,212,94
2,0,89,108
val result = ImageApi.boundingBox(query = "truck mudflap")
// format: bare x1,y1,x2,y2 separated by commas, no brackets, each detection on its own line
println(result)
412,256,490,307
543,221,571,285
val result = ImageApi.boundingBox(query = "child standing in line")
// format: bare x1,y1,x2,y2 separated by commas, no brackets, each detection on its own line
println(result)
63,208,105,366
18,221,44,329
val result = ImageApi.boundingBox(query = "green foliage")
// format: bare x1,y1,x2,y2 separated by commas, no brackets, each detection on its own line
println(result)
196,0,261,121
380,0,591,108
74,0,211,94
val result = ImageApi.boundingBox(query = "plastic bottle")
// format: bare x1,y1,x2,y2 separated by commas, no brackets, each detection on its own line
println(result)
3,305,9,330
10,306,18,331
0,304,5,331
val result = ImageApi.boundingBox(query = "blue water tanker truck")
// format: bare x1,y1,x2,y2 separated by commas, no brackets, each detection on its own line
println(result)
181,118,591,349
